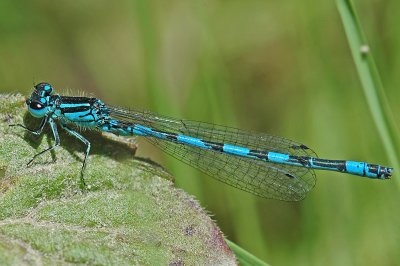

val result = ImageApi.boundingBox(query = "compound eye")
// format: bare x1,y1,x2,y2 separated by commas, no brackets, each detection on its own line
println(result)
29,101,44,110
34,82,53,96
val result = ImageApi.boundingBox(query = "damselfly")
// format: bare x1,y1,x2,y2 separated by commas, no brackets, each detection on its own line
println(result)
10,83,393,201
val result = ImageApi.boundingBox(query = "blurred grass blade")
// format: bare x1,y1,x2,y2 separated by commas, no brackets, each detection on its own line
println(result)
133,0,206,200
336,0,400,185
226,239,269,266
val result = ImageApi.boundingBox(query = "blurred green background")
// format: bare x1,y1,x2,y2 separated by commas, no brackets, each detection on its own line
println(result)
0,0,399,265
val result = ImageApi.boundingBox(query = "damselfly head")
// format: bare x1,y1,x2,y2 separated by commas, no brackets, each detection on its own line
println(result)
26,82,54,118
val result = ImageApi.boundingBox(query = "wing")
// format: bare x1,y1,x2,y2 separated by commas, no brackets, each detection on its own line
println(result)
108,107,316,201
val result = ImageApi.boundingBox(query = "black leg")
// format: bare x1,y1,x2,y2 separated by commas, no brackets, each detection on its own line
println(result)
10,116,49,136
60,123,91,187
27,118,60,166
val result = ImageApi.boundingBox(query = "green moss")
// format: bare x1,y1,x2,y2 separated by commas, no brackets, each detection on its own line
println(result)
0,94,236,265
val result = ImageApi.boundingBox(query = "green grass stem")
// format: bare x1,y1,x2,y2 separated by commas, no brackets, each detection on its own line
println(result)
336,0,400,185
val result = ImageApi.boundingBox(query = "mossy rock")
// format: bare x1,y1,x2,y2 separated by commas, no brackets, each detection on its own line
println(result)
0,94,236,265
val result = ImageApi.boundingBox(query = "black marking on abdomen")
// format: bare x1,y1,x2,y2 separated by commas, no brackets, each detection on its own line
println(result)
203,140,224,152
312,158,346,172
289,155,311,167
249,149,268,160
150,129,179,141
367,164,379,176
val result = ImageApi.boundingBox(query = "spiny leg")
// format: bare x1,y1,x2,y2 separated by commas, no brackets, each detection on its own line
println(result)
60,123,91,187
27,117,60,166
9,116,49,135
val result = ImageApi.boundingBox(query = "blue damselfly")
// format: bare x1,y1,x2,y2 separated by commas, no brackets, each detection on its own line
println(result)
10,83,393,201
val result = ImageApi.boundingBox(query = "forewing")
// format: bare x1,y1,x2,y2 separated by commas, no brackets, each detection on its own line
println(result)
108,107,316,201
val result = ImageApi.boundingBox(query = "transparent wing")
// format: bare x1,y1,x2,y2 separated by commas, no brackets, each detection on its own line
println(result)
108,107,316,201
